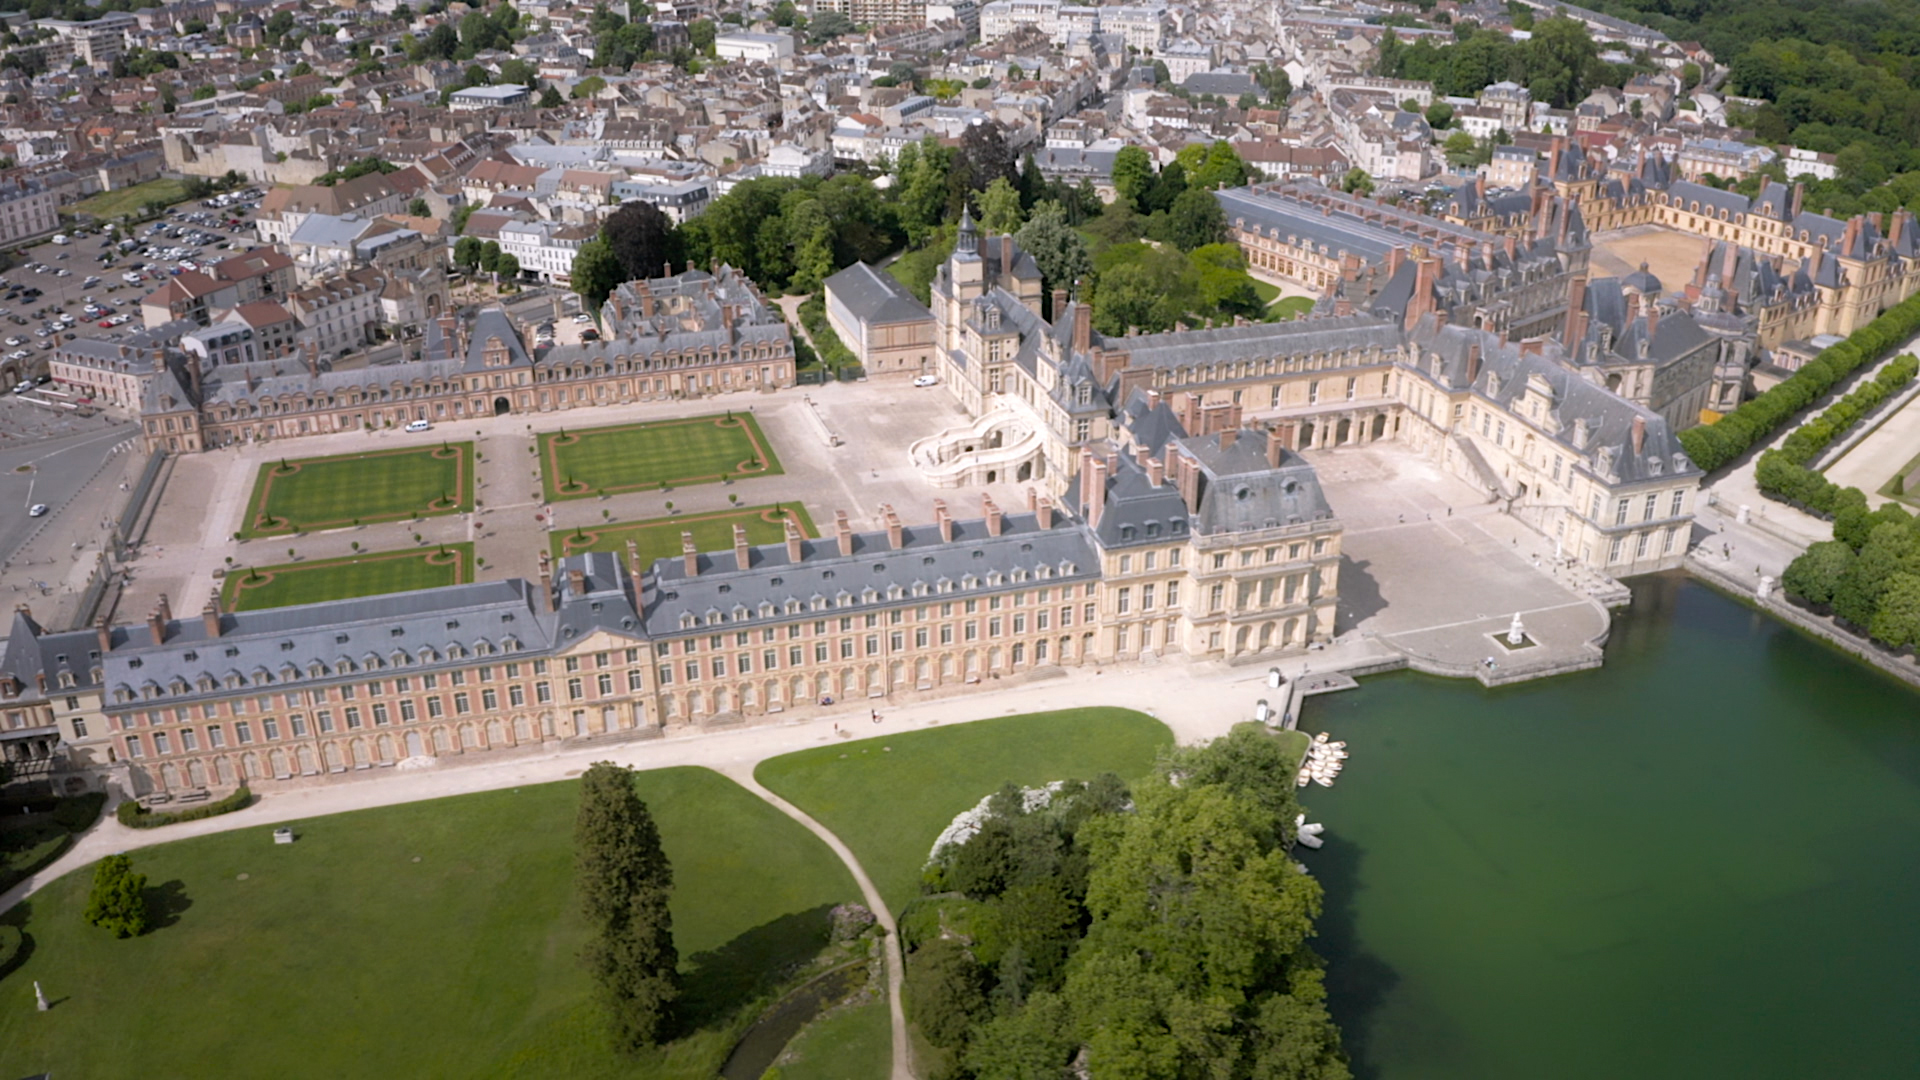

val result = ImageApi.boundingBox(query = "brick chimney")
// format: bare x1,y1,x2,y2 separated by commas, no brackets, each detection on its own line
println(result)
982,494,1003,536
1645,302,1659,342
1564,274,1589,345
1147,453,1165,487
934,499,954,542
836,510,854,556
1404,249,1438,331
148,607,166,646
1266,427,1286,468
537,552,555,611
1051,287,1067,320
1084,455,1108,530
1632,415,1647,455
884,505,904,549
1026,486,1039,511
1219,428,1237,451
625,538,643,583
202,603,221,639
1073,293,1092,355
1036,495,1054,529
680,532,699,577
733,524,752,571
785,516,805,562
156,593,172,624
569,567,587,595
96,617,111,654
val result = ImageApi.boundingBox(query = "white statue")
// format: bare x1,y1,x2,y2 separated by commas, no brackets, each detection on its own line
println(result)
1507,612,1525,646
35,981,49,1011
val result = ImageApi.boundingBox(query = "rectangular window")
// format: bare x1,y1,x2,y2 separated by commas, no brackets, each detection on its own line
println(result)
1117,587,1131,614
395,677,410,693
256,719,272,741
509,685,526,707
1614,498,1629,526
1644,493,1658,521
1166,581,1180,606
427,697,444,718
372,703,390,726
1670,490,1685,517
597,673,613,696
339,684,355,700
456,692,474,714
399,700,416,722
1552,455,1563,482
482,688,499,710
1636,531,1651,558
208,725,225,748
1141,584,1156,610
1608,537,1624,564
179,729,197,752
711,657,727,678
155,731,171,755
345,707,362,729
1664,526,1678,553
761,651,777,672
126,734,144,758
658,665,674,686
451,669,466,685
789,646,804,667
536,682,552,703
1590,493,1603,520
840,639,855,659
814,643,829,662
684,661,699,682
367,681,382,697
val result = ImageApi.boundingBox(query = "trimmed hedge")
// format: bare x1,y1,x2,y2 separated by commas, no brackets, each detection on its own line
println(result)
797,294,858,370
1680,291,1920,472
52,791,106,833
1755,354,1919,515
116,786,253,830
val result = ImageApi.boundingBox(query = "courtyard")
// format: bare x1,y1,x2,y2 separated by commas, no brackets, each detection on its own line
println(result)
539,413,782,502
221,543,477,612
550,504,816,565
238,443,475,538
1588,225,1712,291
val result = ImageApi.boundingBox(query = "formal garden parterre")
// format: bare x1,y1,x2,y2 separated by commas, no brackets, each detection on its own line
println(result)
551,505,816,567
221,543,477,612
539,414,782,503
238,443,476,539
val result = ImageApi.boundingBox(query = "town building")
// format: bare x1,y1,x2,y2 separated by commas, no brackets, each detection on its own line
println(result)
825,262,939,376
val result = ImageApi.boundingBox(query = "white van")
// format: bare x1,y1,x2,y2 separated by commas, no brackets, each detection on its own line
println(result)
50,234,68,245
404,419,432,433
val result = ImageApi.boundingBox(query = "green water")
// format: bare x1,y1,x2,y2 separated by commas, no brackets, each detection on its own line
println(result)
1305,575,1920,1080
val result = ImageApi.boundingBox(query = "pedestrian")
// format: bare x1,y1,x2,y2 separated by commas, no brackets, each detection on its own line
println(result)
870,708,877,722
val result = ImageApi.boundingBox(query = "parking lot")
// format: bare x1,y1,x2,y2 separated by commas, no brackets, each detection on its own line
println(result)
0,195,265,364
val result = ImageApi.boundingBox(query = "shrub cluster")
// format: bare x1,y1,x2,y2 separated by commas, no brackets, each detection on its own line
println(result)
116,786,252,830
796,295,858,370
1755,354,1919,513
1680,292,1920,471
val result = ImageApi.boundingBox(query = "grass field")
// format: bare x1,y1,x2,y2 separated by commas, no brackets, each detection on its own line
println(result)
756,708,1173,913
1270,295,1315,320
0,767,859,1079
239,443,474,537
540,414,782,502
222,543,476,611
66,177,195,221
777,993,892,1080
552,505,816,567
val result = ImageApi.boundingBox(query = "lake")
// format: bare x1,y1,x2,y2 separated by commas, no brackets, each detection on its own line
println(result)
1305,574,1920,1079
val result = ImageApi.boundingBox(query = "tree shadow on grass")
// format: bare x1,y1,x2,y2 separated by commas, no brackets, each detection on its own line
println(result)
0,900,35,983
677,904,837,1033
1309,837,1398,1080
144,880,192,932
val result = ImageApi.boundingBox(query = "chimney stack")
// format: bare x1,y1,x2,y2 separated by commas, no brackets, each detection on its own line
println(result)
156,593,172,624
625,538,642,583
1085,456,1108,530
1051,287,1067,319
538,552,555,611
203,604,221,639
884,505,904,549
1632,415,1647,455
1267,427,1285,468
1219,428,1237,451
733,524,752,571
148,608,166,646
982,494,1003,536
1073,291,1092,355
1026,486,1039,511
785,516,805,562
935,499,954,542
836,510,854,556
569,568,587,595
96,617,111,654
1467,342,1482,384
1147,453,1165,487
1036,495,1054,529
681,532,699,577
1564,274,1589,346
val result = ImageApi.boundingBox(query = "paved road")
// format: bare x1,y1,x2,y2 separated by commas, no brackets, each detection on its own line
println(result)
0,417,137,566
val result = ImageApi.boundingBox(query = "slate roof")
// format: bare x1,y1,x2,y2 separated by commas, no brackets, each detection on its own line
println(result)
826,262,933,326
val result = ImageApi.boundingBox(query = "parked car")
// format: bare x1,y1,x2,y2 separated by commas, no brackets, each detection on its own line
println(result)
913,375,939,387
28,503,47,517
404,419,433,433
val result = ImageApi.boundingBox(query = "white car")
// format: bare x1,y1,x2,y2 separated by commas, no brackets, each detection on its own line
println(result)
404,419,432,433
573,314,593,324
29,503,48,517
7,350,27,360
4,337,21,346
912,374,939,388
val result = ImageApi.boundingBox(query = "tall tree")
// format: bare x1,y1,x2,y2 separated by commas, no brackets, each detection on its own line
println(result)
959,119,1016,195
571,237,623,313
603,200,682,281
1015,200,1093,317
576,761,679,1051
1161,186,1227,251
978,176,1025,235
1111,145,1153,213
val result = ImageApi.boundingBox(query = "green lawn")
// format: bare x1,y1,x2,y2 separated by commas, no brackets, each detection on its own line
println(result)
540,415,782,502
756,709,1173,913
222,543,476,611
0,767,859,1080
65,177,196,222
552,505,816,568
1252,278,1281,305
1269,295,1316,321
240,443,474,537
776,993,892,1080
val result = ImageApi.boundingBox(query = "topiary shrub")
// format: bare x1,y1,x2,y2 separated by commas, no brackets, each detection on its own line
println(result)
52,791,105,833
116,787,252,830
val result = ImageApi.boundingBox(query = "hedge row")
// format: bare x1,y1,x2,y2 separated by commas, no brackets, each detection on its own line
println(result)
116,786,252,830
1680,291,1920,471
797,294,858,370
1755,354,1920,514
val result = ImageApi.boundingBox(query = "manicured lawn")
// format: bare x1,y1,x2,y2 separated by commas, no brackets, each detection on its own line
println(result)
222,543,476,612
777,993,892,1080
0,767,859,1080
239,443,474,537
1252,278,1281,305
551,505,816,568
539,414,782,502
756,708,1173,913
66,177,195,221
1269,295,1316,321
